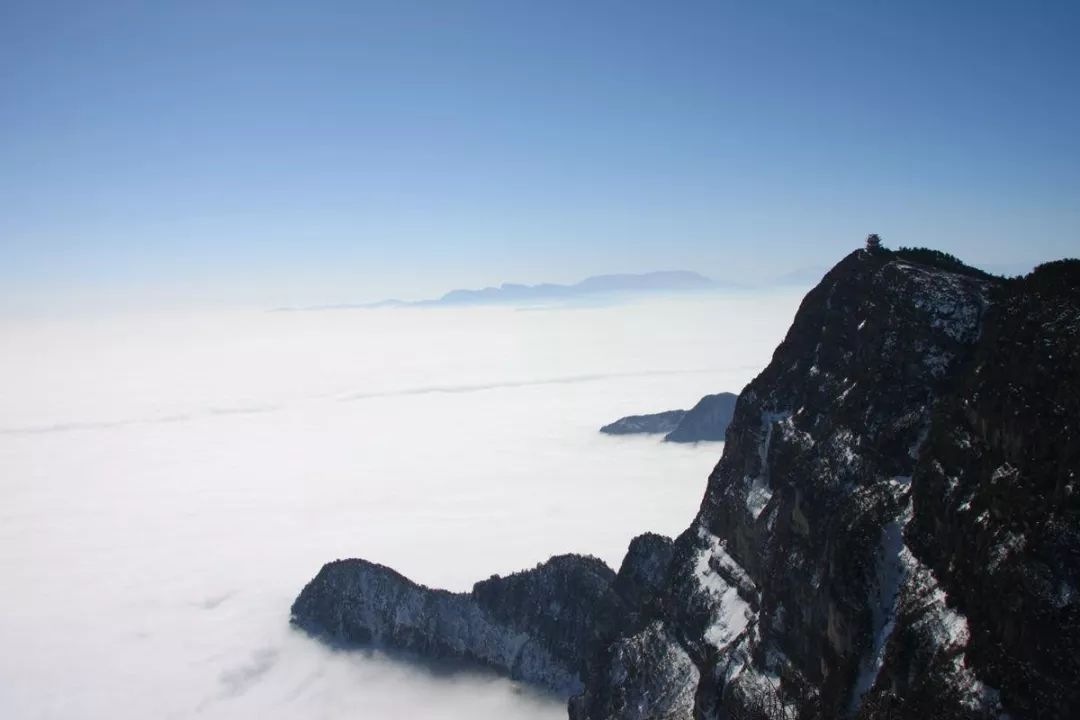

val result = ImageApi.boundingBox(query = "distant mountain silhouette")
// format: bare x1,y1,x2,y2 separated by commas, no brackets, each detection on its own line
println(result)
275,271,715,311
435,271,713,306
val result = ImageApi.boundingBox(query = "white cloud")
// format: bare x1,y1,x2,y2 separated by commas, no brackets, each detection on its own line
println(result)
0,290,801,719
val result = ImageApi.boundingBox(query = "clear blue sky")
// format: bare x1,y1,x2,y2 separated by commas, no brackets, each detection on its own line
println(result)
2,1,1078,312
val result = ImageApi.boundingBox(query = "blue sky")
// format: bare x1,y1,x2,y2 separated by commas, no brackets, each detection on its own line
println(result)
2,1,1078,312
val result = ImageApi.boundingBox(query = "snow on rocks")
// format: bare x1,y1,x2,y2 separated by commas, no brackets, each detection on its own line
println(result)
897,540,1008,716
583,621,700,720
693,526,758,653
850,497,913,713
895,262,987,344
744,411,793,520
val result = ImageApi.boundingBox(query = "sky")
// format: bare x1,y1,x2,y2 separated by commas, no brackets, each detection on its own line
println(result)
2,0,1078,313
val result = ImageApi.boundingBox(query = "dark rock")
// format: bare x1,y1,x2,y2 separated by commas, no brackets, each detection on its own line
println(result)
658,249,995,719
882,258,1080,719
569,621,700,720
614,533,676,616
600,410,687,436
578,250,1078,720
599,392,738,443
471,555,629,684
664,392,739,443
290,554,628,694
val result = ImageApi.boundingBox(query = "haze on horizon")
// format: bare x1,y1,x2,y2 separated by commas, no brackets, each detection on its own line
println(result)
2,1,1079,316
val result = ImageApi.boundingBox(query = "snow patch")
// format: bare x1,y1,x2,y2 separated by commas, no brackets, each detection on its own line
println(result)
901,264,985,344
743,411,792,520
837,381,858,402
849,497,913,713
704,586,752,650
1055,581,1076,609
693,527,757,653
899,540,1007,716
829,428,860,469
988,531,1026,573
908,420,930,460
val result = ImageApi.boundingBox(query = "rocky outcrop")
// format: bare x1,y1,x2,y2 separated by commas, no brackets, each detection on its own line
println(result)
665,392,739,443
601,410,687,436
600,392,738,443
292,249,1080,720
291,541,678,695
290,554,628,693
613,533,676,619
569,621,700,720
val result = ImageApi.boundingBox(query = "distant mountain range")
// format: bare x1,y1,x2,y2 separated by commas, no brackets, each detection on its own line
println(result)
276,271,716,311
277,261,1053,311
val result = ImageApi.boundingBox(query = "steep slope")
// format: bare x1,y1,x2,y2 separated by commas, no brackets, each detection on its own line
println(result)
574,250,1077,720
876,259,1080,718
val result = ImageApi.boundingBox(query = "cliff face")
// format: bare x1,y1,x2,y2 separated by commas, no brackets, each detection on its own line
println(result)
892,261,1080,718
291,249,1079,720
574,251,1078,720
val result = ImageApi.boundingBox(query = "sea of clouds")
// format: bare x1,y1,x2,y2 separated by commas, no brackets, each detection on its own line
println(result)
0,289,803,719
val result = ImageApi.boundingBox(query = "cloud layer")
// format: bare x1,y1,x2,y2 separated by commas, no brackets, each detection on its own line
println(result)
0,291,801,718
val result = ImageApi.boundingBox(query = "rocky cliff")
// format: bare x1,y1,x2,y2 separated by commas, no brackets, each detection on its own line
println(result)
291,248,1079,719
